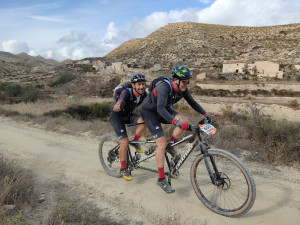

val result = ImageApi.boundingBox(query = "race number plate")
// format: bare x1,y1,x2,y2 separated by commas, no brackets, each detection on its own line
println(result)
199,124,217,135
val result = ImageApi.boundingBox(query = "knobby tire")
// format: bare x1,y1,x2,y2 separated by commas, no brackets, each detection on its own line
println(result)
190,148,256,217
99,133,122,178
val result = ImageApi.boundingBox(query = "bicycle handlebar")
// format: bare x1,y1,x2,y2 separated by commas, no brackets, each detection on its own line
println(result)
187,118,217,132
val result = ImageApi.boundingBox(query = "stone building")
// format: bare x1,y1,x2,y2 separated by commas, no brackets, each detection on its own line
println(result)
246,63,257,75
92,60,105,71
222,60,246,73
223,60,283,78
255,61,280,78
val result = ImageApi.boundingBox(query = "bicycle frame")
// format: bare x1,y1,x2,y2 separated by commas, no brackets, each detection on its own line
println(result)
132,134,196,175
126,124,219,183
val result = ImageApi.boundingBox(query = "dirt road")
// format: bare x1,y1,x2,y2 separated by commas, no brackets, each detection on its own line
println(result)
0,116,299,225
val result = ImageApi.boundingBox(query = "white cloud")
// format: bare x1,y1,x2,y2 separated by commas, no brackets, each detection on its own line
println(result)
197,0,300,26
58,30,87,43
104,22,119,41
2,40,29,54
2,0,300,61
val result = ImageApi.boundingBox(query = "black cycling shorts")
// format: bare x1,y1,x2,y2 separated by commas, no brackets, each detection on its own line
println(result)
110,112,140,140
141,109,178,139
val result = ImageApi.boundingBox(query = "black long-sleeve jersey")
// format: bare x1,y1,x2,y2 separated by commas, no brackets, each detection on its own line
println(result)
142,81,206,123
113,88,147,116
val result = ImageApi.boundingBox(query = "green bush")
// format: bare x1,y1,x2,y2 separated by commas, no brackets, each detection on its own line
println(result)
5,83,23,97
50,74,76,87
89,102,112,118
81,64,94,72
60,113,73,120
21,84,38,102
0,82,11,91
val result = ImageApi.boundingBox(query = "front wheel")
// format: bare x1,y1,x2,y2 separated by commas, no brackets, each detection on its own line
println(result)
190,148,256,217
99,133,122,177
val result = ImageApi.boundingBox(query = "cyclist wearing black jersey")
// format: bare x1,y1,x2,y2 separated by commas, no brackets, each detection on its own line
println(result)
141,66,215,193
110,73,147,181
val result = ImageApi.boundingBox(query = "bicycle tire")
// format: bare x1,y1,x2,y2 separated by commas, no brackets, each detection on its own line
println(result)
99,133,122,178
190,148,256,217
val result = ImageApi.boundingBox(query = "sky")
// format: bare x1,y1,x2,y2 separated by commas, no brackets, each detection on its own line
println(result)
0,0,300,61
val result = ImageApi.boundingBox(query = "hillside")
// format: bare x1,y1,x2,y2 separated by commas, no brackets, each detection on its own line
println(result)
0,51,58,66
0,51,60,83
104,22,300,67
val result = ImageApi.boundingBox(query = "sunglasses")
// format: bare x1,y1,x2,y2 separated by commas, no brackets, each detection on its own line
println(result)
181,80,190,85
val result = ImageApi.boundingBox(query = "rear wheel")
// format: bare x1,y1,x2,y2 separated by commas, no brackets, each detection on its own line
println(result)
190,148,256,217
99,133,122,177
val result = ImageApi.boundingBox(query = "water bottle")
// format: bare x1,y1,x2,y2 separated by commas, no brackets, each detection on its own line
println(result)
145,146,156,155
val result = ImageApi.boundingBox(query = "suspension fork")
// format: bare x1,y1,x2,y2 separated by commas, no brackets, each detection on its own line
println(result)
197,130,220,186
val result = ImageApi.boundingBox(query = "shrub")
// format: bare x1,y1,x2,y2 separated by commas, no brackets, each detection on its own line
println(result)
251,76,258,81
60,113,73,120
220,103,300,164
21,84,38,102
5,83,23,97
50,74,76,87
89,102,112,118
0,82,11,91
65,105,90,120
81,64,94,72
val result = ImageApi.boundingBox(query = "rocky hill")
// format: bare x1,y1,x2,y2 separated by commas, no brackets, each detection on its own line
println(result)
0,51,59,83
0,51,58,66
103,22,300,68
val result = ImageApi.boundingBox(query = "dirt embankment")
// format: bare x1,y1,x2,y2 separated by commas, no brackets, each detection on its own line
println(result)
0,117,299,225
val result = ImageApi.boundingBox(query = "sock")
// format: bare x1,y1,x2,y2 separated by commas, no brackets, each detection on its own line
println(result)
133,134,141,141
120,161,126,170
158,167,165,181
169,136,179,143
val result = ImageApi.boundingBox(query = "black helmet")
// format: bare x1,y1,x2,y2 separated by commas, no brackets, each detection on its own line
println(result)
172,66,192,80
131,73,146,83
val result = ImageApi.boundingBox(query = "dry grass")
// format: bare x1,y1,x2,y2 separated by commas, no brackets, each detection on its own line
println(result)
0,99,68,116
218,103,300,165
0,156,34,224
43,192,122,225
0,98,114,138
0,156,122,225
0,96,112,117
